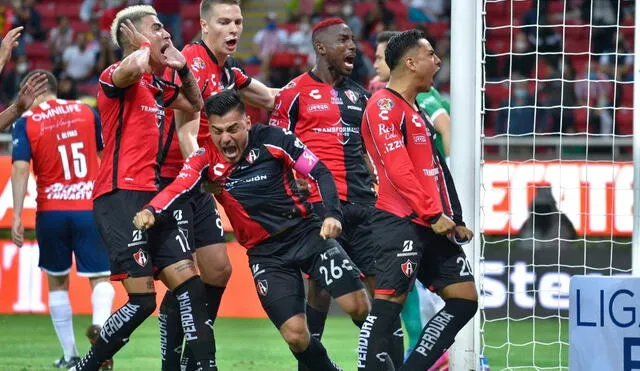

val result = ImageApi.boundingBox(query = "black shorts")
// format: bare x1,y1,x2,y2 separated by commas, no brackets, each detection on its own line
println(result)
93,190,192,280
312,201,377,276
248,219,364,328
160,178,226,249
370,209,474,295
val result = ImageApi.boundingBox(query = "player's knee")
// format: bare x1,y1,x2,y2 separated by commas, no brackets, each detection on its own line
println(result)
280,318,311,352
198,245,232,285
129,292,157,318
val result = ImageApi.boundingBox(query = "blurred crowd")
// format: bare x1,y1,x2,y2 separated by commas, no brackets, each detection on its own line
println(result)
0,0,635,137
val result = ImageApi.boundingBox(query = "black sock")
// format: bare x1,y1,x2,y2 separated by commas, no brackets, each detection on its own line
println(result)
389,315,404,368
159,290,184,371
76,293,156,371
292,336,342,371
357,299,403,371
299,303,329,371
400,298,478,371
204,284,226,323
173,276,217,371
305,302,328,340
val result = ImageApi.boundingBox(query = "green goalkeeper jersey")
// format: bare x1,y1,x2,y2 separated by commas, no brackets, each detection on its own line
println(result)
417,87,449,155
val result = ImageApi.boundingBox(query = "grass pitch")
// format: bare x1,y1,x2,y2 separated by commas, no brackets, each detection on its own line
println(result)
0,315,567,370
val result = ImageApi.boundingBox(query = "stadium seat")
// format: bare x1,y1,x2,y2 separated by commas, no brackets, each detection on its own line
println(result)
56,3,82,19
512,0,533,18
425,22,450,41
485,1,506,18
354,2,375,18
182,19,200,45
180,3,200,20
279,23,299,34
620,83,633,108
384,0,408,20
32,58,53,71
359,41,375,62
547,0,565,16
572,107,588,133
70,20,91,33
485,82,509,108
269,53,308,68
42,17,58,31
615,109,633,135
34,3,55,17
25,42,49,58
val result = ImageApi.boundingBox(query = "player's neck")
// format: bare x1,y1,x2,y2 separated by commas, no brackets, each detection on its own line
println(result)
387,75,419,108
311,63,343,86
34,93,56,106
203,38,228,65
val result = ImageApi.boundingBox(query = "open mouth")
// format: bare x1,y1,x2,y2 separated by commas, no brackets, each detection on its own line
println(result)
160,43,170,53
225,38,238,49
222,145,238,160
344,55,355,68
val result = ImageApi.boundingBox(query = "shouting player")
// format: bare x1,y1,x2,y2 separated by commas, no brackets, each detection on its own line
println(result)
135,90,370,371
358,29,478,371
269,18,404,369
11,70,115,370
72,6,217,371
158,0,279,368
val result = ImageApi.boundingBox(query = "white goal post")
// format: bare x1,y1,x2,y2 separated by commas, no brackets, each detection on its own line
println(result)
448,0,639,370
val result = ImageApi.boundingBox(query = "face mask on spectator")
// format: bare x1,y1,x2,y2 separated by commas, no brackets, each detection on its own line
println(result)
266,22,277,31
342,5,353,17
300,23,310,33
16,62,28,74
514,88,528,99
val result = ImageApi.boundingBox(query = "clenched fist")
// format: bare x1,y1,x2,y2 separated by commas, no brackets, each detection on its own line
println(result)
133,208,156,230
431,214,456,235
320,217,342,240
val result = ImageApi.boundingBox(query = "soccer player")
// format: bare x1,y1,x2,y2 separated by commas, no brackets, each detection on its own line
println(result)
269,18,403,369
10,70,116,370
358,30,478,371
134,90,371,371
72,6,217,371
158,0,279,368
373,30,452,366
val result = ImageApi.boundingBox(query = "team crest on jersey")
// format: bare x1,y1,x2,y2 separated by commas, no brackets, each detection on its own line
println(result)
345,90,358,104
191,57,206,72
246,148,260,164
401,259,416,278
377,98,394,110
133,248,149,267
257,279,268,296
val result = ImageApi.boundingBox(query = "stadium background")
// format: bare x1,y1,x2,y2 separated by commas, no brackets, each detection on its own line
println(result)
0,0,635,369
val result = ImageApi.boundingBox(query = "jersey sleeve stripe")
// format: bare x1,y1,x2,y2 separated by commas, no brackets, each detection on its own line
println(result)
154,164,210,213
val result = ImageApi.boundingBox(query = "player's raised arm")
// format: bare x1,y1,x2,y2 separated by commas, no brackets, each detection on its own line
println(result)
110,19,153,88
0,72,48,131
138,147,212,229
238,80,280,110
163,45,204,113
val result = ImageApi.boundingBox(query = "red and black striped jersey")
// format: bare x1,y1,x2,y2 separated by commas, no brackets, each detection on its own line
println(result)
95,61,179,198
362,88,465,227
160,41,252,178
269,72,375,204
147,124,342,249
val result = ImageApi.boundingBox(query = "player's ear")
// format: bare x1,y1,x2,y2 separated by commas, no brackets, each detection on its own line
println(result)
405,56,416,72
315,41,326,56
200,18,208,35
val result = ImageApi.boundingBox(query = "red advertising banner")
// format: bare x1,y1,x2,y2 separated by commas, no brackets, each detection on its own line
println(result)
0,239,267,317
482,161,634,236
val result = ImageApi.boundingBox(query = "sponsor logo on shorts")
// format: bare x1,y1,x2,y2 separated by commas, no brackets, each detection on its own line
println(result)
401,259,416,278
257,279,268,296
128,230,147,247
133,248,148,267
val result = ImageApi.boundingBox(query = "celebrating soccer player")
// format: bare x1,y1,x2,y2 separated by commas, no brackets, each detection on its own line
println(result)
157,0,280,368
11,70,116,370
358,29,478,371
269,18,404,369
71,5,218,371
135,90,370,371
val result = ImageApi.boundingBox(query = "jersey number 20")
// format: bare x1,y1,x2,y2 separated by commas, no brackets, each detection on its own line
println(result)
57,142,87,180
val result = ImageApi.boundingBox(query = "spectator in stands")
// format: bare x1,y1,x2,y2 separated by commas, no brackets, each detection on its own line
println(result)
154,0,182,49
342,2,362,40
48,16,74,68
599,32,633,83
510,31,535,77
574,59,612,106
62,32,99,83
252,12,288,84
57,74,78,100
11,0,43,43
0,2,15,37
521,1,561,68
94,33,118,77
405,0,446,23
496,76,536,135
287,16,315,68
540,61,577,133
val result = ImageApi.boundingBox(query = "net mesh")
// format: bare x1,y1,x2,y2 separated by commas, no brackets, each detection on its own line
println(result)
480,0,634,369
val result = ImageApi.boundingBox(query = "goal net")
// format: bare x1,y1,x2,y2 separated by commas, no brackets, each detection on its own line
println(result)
479,0,635,369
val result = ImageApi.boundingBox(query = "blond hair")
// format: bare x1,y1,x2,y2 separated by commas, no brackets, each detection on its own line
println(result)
110,5,157,48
